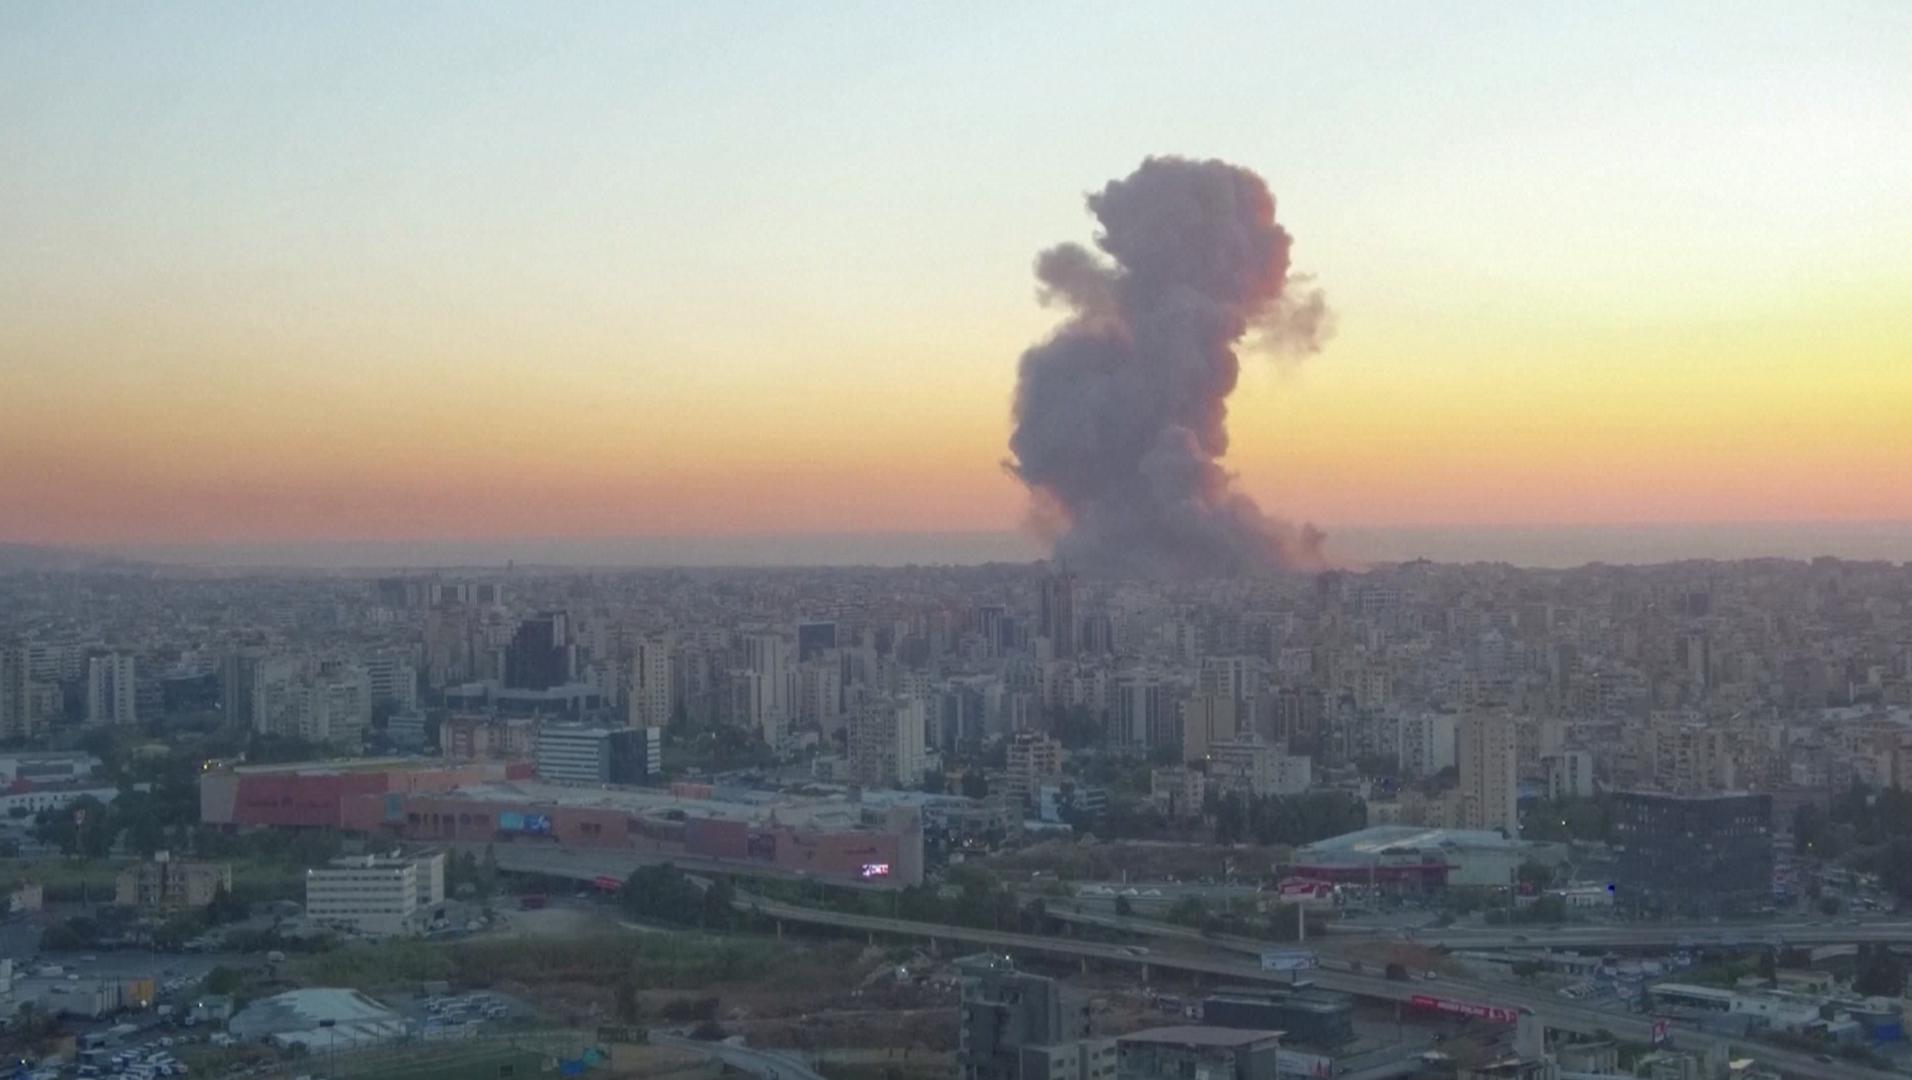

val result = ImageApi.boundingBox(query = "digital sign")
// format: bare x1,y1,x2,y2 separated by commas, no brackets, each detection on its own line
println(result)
860,863,891,879
499,812,553,834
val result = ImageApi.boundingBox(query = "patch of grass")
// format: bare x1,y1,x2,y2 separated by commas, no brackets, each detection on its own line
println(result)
289,939,454,990
0,857,122,901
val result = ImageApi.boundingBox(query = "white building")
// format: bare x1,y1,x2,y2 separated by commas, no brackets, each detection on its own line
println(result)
86,653,137,728
0,781,127,817
740,632,793,747
1207,739,1312,797
305,852,440,937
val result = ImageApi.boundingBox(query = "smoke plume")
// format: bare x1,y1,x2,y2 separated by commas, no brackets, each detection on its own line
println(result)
1006,156,1331,578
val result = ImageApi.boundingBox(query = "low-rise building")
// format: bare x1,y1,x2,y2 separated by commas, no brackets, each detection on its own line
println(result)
116,853,233,909
535,724,661,784
1115,1026,1284,1080
305,852,442,937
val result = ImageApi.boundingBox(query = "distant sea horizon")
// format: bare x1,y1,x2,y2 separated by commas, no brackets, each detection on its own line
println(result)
79,521,1912,571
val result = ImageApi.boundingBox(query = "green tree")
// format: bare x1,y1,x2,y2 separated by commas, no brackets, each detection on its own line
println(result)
961,771,989,800
204,966,244,996
700,877,737,930
920,771,947,795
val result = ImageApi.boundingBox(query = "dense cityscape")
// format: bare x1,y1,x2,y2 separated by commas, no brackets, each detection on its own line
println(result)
0,555,1909,1080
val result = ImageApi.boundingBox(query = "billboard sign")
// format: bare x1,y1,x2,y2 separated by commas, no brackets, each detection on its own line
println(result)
1261,949,1317,972
1409,995,1519,1024
499,812,554,834
860,863,892,879
1275,1050,1333,1078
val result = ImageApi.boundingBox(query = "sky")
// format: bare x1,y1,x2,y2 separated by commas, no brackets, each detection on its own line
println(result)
3,2,1909,553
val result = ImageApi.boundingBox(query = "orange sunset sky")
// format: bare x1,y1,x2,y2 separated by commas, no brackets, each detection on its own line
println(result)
3,4,1909,550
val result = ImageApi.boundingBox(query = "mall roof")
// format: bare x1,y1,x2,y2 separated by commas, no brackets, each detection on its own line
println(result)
228,988,406,1047
1296,825,1523,855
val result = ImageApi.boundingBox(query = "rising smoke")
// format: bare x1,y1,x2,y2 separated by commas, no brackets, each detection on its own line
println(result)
1005,156,1333,578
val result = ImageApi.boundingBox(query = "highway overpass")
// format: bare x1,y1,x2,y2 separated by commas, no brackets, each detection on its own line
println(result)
484,845,1893,1080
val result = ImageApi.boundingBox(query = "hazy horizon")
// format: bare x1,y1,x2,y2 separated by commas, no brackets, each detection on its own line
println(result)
38,520,1908,571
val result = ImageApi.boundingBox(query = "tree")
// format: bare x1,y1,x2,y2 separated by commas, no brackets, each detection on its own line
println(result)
1855,945,1907,997
624,864,704,926
1517,862,1554,890
700,877,737,930
920,771,947,795
204,966,244,996
206,886,249,926
1114,895,1133,918
960,771,989,800
1214,794,1245,845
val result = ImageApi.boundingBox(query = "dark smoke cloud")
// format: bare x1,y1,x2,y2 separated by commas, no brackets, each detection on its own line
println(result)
1006,156,1331,578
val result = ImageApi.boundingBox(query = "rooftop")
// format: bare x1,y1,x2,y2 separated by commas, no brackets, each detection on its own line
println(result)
1117,1026,1284,1048
228,988,404,1045
1297,825,1523,855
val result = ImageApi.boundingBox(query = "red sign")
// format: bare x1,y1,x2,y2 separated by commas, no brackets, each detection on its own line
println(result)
1652,1019,1669,1045
1409,995,1519,1024
592,875,622,893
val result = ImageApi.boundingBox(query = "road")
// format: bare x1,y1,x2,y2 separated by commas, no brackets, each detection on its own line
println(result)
488,848,1895,1080
463,840,902,893
651,1032,827,1080
1369,921,1912,950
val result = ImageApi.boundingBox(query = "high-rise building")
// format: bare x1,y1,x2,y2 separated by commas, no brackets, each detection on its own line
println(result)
1543,750,1596,800
1611,791,1772,908
86,653,137,728
1198,657,1262,709
219,650,262,734
1113,672,1173,749
1038,564,1077,660
1397,714,1457,777
1458,714,1519,836
851,696,926,790
740,631,793,747
1006,731,1062,808
1,642,48,741
628,636,674,730
364,654,417,714
504,612,572,691
1180,693,1238,765
799,658,845,740
797,620,838,663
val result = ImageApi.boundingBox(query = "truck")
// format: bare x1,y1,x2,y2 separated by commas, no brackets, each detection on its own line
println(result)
1260,949,1317,973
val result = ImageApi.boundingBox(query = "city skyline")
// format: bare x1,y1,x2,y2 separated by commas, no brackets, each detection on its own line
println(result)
4,3,1909,553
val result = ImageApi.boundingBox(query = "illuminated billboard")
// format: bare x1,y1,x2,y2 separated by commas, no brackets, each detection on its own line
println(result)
860,863,891,879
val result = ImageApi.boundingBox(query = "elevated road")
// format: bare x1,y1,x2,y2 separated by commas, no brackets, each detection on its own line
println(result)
485,846,1892,1080
651,1032,826,1080
1380,921,1912,950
